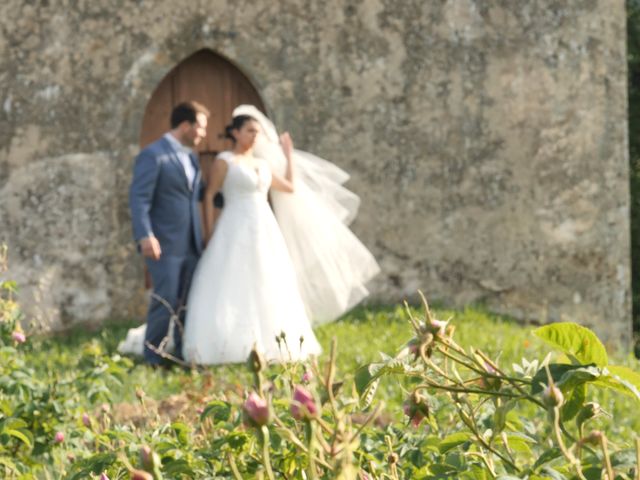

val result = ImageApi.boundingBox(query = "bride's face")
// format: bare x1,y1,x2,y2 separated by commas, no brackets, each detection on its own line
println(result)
233,120,260,150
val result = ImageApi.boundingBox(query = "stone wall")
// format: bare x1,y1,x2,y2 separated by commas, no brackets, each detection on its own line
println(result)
0,0,631,345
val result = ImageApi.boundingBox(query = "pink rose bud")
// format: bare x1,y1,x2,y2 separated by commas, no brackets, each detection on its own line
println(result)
99,473,110,480
243,392,270,426
139,445,156,471
54,431,64,443
130,469,153,480
301,370,313,383
291,385,317,420
82,413,91,428
428,318,448,336
11,331,26,343
196,407,204,415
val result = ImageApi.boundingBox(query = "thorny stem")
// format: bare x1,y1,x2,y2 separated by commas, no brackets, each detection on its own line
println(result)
465,451,497,479
474,349,544,407
435,346,532,389
325,338,338,414
417,381,521,399
551,406,587,480
455,403,519,472
385,436,399,480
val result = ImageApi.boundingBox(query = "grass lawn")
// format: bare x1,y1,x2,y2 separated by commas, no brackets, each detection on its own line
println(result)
28,303,640,440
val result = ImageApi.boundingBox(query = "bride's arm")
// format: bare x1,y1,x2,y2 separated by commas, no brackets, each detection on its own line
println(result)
270,132,295,193
203,158,228,244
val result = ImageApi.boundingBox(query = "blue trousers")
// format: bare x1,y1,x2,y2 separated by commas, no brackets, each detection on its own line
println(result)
144,254,199,364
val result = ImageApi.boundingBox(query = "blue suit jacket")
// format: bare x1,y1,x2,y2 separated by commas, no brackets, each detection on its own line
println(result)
129,136,203,257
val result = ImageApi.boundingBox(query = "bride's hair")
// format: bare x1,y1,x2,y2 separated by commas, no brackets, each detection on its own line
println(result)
224,115,256,143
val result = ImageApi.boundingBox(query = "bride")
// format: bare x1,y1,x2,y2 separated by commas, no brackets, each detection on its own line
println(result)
119,105,379,364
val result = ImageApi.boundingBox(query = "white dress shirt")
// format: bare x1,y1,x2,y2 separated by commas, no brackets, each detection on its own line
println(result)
164,133,196,189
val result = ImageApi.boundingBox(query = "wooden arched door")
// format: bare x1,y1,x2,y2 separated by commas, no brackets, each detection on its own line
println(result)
139,49,266,288
140,49,266,173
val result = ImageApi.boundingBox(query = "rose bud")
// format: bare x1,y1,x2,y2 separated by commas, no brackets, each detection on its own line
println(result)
54,432,64,443
130,470,153,480
542,384,564,408
82,413,91,428
243,392,270,426
291,385,318,420
423,318,448,337
139,445,160,472
575,402,601,429
247,347,265,373
581,430,604,446
99,473,110,480
478,362,501,390
404,391,430,427
11,331,26,344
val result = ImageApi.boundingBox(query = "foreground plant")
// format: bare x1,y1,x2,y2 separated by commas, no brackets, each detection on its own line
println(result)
356,292,640,479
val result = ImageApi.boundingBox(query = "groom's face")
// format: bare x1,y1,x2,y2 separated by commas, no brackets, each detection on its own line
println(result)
182,113,208,148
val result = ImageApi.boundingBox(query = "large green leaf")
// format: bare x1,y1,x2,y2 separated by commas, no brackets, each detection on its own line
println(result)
531,364,600,394
607,365,640,392
438,432,471,454
533,323,608,366
593,366,640,403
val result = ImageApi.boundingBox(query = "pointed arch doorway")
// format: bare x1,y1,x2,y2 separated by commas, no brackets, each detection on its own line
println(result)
138,49,266,288
140,48,266,172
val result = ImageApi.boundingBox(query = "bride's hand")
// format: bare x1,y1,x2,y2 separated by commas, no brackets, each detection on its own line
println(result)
280,132,294,159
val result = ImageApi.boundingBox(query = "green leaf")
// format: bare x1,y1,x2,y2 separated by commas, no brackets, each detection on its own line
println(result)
438,432,471,454
354,363,381,409
5,428,32,447
355,359,419,408
532,447,562,471
200,400,231,423
531,364,600,394
533,323,608,366
561,383,586,421
593,367,640,402
607,365,640,392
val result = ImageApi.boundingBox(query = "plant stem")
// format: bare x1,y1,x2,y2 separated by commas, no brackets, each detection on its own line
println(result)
600,433,614,480
551,406,586,480
416,381,520,399
306,421,319,480
455,404,519,472
227,452,243,480
635,437,640,480
259,426,275,480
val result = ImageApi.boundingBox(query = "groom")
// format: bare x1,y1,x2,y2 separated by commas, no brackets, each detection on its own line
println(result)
129,101,209,365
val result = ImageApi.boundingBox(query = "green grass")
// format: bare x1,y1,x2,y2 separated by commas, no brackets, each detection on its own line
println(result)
27,304,640,439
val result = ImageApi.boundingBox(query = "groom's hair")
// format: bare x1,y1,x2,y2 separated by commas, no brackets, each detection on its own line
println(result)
170,101,210,129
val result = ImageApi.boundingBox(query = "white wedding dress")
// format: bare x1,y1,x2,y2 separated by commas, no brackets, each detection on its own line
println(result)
181,152,321,364
118,105,380,363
